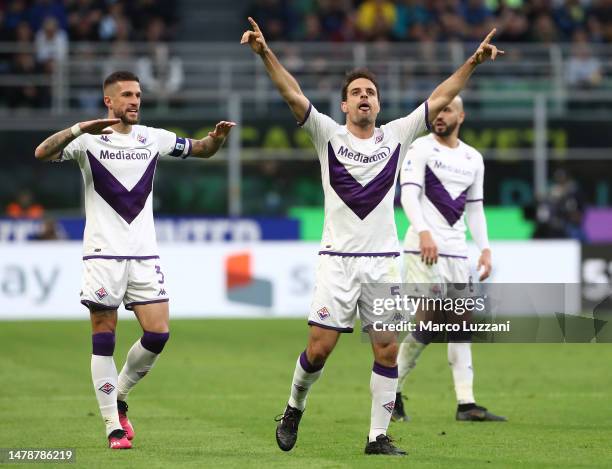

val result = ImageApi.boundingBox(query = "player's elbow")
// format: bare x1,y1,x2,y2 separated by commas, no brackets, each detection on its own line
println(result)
34,146,46,160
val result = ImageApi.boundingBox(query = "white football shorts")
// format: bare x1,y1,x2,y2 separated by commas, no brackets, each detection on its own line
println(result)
308,254,402,332
402,252,473,298
80,258,169,311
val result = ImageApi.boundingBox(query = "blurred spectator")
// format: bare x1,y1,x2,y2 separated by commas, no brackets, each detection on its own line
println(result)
355,0,397,41
71,42,102,111
31,218,65,240
5,0,29,30
5,190,45,219
318,0,354,41
392,0,434,42
28,0,68,32
246,0,292,41
8,51,49,108
530,14,559,44
136,43,184,102
552,0,588,40
98,2,127,41
34,16,68,72
565,30,602,89
67,0,103,41
496,5,529,42
530,169,586,240
461,0,495,42
589,0,612,43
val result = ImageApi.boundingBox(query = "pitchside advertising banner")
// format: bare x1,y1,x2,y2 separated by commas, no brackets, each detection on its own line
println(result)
0,240,580,320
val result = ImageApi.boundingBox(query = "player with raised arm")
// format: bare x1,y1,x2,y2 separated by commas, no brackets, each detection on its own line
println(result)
392,96,506,423
241,17,502,455
34,71,235,449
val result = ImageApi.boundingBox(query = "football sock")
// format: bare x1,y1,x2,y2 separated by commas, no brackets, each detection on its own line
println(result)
397,333,427,392
117,331,169,401
287,350,323,411
369,362,398,443
91,332,122,437
448,342,475,404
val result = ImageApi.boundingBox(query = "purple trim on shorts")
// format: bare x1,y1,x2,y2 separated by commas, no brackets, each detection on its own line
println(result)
83,255,160,260
400,182,422,188
140,331,170,354
307,320,354,333
92,332,115,356
299,350,324,373
318,251,399,257
297,102,312,127
424,101,431,132
466,198,483,203
372,361,398,379
403,250,468,259
124,298,169,310
81,300,119,311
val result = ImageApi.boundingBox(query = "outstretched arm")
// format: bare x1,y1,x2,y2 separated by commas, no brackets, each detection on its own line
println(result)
190,121,236,159
241,17,309,123
427,29,504,123
34,118,120,161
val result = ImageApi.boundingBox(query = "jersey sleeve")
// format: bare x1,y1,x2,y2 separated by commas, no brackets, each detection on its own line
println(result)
58,135,86,165
466,154,485,202
399,140,427,188
384,101,431,146
300,102,340,158
154,127,192,158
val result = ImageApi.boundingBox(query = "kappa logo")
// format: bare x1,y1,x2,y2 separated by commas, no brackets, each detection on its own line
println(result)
317,307,330,321
293,383,307,392
383,400,395,413
101,135,110,142
95,287,108,300
158,288,167,296
98,382,115,395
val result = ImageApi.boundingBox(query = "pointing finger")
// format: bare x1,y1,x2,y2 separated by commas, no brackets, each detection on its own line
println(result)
483,28,496,44
248,17,261,33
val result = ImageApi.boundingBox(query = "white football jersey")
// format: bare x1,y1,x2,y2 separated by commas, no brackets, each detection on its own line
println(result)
400,133,484,257
302,101,429,255
60,125,191,259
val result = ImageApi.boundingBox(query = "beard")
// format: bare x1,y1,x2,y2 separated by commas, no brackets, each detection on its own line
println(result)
113,109,139,125
433,120,457,137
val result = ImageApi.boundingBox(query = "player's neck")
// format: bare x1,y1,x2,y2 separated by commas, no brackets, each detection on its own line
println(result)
434,133,459,149
111,121,132,135
346,120,375,139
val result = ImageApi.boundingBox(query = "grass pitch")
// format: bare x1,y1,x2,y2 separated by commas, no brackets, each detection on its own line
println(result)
1,318,611,468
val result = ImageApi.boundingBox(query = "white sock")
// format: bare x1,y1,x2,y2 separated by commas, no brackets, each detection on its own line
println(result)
448,342,475,404
91,355,122,436
117,339,159,401
369,363,398,443
397,334,427,392
287,351,323,411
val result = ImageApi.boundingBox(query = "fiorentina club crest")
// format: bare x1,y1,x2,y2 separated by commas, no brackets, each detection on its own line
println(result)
317,307,330,321
383,400,395,413
375,132,384,144
98,382,115,395
137,134,147,144
95,287,108,300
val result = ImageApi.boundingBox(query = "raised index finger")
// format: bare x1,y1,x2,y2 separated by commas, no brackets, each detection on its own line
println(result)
482,28,496,44
248,17,261,33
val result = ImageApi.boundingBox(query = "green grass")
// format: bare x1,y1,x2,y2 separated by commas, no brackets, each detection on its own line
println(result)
1,319,611,468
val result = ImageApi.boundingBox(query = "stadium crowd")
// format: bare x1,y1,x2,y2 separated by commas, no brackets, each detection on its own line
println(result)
246,0,612,44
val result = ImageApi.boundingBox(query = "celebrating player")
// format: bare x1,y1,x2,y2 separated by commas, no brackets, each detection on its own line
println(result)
34,71,235,449
241,17,502,455
393,96,506,423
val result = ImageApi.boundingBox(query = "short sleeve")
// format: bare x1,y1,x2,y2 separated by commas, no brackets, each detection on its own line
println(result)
384,101,430,146
154,127,192,158
59,135,86,164
300,103,340,157
467,155,485,202
399,141,427,188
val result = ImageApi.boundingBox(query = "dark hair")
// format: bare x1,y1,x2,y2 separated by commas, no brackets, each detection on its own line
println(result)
103,70,140,89
341,68,380,103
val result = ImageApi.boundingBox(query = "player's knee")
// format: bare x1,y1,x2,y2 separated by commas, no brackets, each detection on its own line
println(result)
373,341,398,367
307,342,333,367
140,331,170,354
92,331,115,356
412,329,434,345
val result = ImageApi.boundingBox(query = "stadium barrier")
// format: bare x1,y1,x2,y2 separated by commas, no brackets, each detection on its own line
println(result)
0,240,580,320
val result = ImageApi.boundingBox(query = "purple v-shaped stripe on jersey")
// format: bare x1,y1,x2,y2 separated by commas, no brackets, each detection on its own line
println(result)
86,151,158,224
424,165,468,226
328,143,400,220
